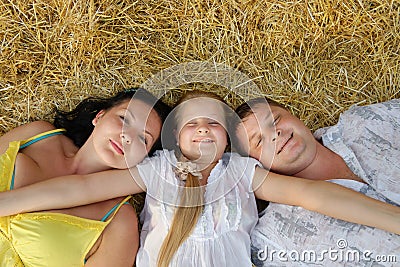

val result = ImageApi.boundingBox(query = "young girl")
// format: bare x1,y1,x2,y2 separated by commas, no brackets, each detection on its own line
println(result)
0,91,399,267
0,89,169,266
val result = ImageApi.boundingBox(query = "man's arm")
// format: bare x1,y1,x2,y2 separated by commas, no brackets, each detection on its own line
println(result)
253,167,400,235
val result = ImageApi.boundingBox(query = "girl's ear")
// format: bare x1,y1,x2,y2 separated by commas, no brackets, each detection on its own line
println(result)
92,110,105,126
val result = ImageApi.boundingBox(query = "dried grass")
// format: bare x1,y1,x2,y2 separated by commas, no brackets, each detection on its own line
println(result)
1,0,400,211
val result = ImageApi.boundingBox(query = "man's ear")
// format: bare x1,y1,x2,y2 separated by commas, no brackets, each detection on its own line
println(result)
92,110,105,126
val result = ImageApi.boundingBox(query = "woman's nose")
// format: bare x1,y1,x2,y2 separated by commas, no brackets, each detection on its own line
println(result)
121,132,132,144
271,129,281,142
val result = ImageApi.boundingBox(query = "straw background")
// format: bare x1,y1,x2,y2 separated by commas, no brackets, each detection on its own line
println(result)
1,0,399,217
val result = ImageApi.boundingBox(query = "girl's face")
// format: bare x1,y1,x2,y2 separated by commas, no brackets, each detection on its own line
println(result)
236,102,317,175
176,98,228,165
92,99,162,169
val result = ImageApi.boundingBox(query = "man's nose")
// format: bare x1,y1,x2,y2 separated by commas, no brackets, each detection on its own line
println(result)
271,129,281,142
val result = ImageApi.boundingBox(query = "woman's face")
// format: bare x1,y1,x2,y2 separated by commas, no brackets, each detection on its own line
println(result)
175,98,228,165
236,102,317,175
92,99,162,169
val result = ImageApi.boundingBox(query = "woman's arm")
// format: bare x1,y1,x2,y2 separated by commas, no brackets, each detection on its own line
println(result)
0,167,145,216
253,167,400,234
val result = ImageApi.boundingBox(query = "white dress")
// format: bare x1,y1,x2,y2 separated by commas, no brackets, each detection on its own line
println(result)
135,150,261,267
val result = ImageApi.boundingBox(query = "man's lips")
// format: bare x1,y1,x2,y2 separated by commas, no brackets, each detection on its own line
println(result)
110,139,124,155
277,133,294,154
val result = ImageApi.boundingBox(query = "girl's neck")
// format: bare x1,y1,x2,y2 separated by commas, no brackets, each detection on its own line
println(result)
198,162,218,186
293,142,364,182
178,153,219,186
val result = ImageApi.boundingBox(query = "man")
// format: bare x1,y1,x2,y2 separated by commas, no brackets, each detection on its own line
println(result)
235,98,400,266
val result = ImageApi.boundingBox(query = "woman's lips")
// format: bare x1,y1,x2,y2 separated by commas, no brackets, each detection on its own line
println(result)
110,139,124,155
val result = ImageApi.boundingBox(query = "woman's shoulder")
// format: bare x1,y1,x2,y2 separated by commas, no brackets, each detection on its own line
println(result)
85,198,138,265
0,121,56,154
4,121,56,140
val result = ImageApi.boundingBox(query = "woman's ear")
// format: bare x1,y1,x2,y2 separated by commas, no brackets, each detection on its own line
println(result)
92,110,105,126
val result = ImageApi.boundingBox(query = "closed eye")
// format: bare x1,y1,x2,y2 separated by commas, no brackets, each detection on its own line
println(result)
138,134,148,145
254,134,263,148
119,115,130,125
272,116,280,126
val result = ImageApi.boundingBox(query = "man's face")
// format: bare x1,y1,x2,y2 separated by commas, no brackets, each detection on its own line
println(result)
236,102,317,175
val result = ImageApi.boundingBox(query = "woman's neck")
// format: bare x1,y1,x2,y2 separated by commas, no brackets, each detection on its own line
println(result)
69,138,113,175
293,142,364,182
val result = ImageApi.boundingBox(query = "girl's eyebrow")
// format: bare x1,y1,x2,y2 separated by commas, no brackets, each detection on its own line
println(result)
144,129,155,140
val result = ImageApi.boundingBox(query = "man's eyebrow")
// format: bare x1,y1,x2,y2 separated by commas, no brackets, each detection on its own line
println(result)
248,130,259,145
247,111,271,144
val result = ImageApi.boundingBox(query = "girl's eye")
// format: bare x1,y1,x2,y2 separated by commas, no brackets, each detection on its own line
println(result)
209,121,219,125
256,137,262,147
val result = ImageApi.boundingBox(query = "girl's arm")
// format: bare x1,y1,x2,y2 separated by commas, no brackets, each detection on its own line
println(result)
0,167,145,216
253,167,400,234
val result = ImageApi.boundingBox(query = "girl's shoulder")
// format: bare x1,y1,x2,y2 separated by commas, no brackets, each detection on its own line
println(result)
141,149,176,163
223,152,261,166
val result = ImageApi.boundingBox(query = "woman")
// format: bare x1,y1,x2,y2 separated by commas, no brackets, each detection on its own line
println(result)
0,88,170,266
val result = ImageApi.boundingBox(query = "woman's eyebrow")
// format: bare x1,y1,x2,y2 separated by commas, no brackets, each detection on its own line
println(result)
123,108,136,120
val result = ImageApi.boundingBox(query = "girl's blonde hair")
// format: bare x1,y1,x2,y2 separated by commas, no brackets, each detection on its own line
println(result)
157,90,229,267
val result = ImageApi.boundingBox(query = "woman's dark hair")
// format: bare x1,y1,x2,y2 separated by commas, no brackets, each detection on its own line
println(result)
54,88,170,155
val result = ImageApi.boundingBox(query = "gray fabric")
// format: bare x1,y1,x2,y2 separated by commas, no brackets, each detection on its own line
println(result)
251,99,400,267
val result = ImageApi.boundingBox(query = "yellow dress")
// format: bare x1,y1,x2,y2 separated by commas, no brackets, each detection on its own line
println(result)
0,129,131,266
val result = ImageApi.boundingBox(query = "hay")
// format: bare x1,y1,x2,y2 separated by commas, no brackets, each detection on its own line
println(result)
1,0,399,212
1,0,399,132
